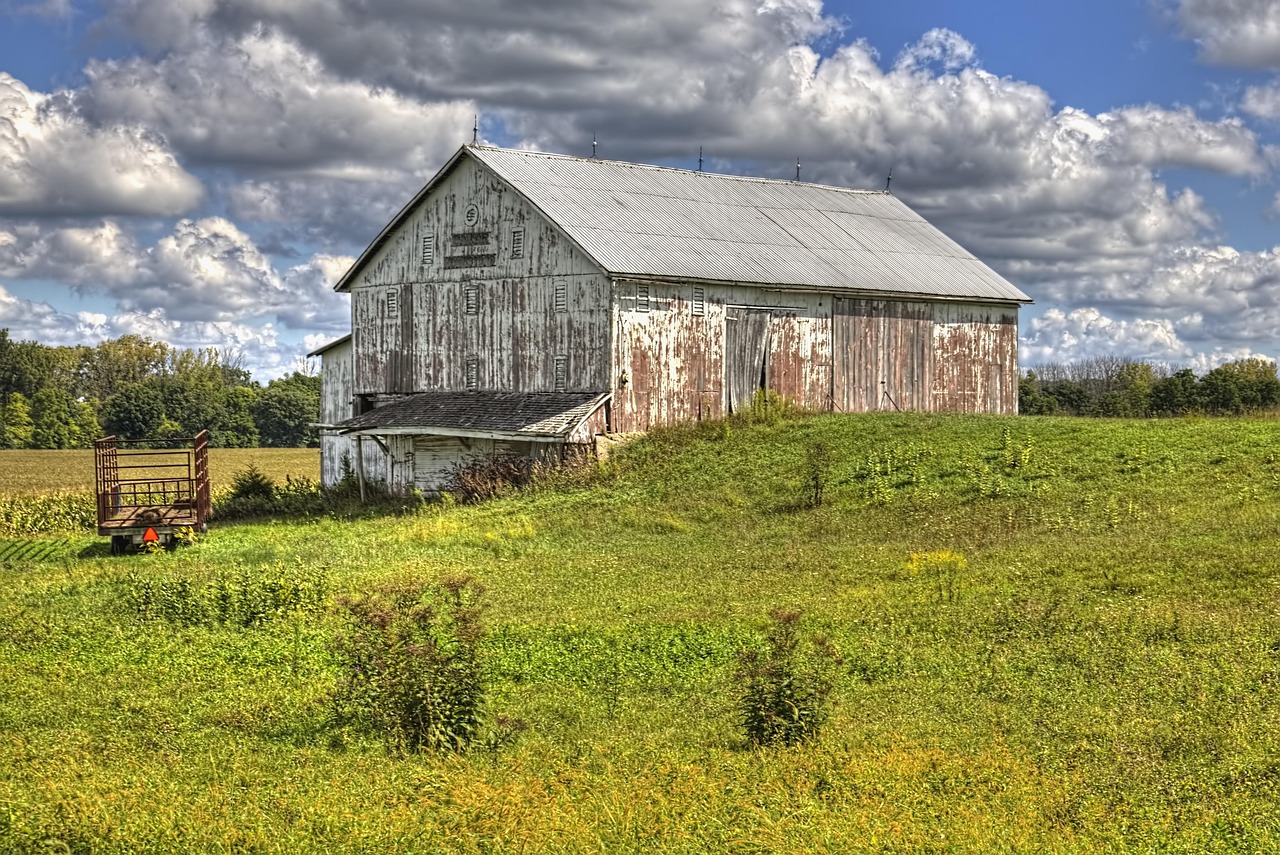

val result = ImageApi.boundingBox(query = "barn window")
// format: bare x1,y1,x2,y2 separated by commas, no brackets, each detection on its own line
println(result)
386,288,399,317
554,355,568,391
421,233,435,267
464,284,478,314
691,287,706,317
511,228,525,259
466,356,479,390
554,280,568,313
637,283,650,313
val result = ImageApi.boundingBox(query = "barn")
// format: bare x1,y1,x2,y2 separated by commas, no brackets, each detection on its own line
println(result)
315,144,1030,494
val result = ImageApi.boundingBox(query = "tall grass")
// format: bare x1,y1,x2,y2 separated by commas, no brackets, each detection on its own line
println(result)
2,412,1280,851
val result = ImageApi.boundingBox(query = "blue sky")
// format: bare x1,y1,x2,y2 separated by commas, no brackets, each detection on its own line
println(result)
2,0,1279,378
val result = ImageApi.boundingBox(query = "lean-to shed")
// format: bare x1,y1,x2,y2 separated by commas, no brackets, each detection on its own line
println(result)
317,144,1031,493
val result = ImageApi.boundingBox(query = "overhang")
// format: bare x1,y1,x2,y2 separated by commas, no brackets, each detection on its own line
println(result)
333,390,610,443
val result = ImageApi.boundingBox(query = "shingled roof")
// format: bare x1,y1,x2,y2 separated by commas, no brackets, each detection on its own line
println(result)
336,144,1030,304
335,391,609,440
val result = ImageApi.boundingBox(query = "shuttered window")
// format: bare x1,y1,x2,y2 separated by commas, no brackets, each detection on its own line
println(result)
554,280,568,313
637,283,650,313
421,233,435,267
464,284,478,314
554,355,568,392
691,287,705,317
511,228,525,259
386,288,399,317
465,356,479,390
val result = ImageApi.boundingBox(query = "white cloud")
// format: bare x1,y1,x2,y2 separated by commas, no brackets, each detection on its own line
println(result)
0,218,349,331
81,28,473,177
0,73,203,217
0,283,313,380
1169,0,1280,69
1242,80,1280,120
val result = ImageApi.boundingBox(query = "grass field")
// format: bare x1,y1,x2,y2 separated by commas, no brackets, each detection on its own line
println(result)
0,447,320,494
1,412,1279,852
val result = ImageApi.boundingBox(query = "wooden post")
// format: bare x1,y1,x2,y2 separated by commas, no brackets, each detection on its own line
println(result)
356,435,366,502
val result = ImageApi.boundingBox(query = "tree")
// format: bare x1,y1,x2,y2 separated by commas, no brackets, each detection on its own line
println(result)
1,392,35,449
70,400,102,448
1151,369,1201,416
31,387,75,449
80,335,170,402
101,383,165,440
252,382,319,447
1018,371,1058,415
215,386,259,447
1200,359,1280,414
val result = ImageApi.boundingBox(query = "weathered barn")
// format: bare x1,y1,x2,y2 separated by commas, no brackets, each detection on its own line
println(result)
316,144,1030,493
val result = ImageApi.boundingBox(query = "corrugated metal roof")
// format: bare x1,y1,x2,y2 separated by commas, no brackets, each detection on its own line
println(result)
334,391,609,438
469,146,1029,303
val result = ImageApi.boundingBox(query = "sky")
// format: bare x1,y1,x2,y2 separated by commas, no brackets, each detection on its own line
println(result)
1,0,1279,380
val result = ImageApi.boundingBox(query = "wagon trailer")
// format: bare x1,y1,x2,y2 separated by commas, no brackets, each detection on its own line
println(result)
95,431,211,554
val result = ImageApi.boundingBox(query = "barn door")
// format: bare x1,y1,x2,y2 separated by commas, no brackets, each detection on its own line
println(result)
725,308,772,413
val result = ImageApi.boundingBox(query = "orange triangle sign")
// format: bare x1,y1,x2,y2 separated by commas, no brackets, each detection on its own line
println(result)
142,527,159,543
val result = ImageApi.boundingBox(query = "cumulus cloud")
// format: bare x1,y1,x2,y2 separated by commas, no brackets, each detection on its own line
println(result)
1036,244,1280,348
1168,0,1280,69
0,218,350,331
1020,305,1275,371
0,73,203,217
1242,81,1280,120
0,283,315,380
80,28,473,177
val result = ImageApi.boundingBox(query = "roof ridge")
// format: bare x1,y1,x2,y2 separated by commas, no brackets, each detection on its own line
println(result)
467,144,889,196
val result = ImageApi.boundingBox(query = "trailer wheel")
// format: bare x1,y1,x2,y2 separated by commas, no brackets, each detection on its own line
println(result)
110,535,128,556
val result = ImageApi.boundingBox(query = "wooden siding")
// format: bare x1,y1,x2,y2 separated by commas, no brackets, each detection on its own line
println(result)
315,340,387,488
931,302,1019,414
350,156,609,397
610,282,834,432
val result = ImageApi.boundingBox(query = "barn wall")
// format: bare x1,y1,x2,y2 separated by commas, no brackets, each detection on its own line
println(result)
610,281,832,432
350,154,610,397
832,297,1018,414
316,340,387,488
931,302,1020,414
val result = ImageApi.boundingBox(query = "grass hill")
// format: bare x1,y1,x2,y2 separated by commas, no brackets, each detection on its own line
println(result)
1,411,1279,851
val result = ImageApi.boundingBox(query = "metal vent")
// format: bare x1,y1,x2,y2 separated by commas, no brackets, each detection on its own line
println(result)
554,355,568,392
421,233,435,267
466,356,479,390
386,288,399,317
511,228,525,259
554,280,568,313
691,287,705,317
464,284,478,315
637,283,650,313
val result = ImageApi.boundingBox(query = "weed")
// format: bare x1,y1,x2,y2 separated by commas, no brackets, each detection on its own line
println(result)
904,550,967,602
735,608,842,748
331,575,487,753
802,441,833,508
127,562,328,626
446,454,542,504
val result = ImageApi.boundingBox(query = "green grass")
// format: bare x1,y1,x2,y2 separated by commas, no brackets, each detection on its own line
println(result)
2,412,1280,852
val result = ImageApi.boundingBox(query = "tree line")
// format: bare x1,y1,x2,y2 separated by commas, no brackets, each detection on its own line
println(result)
1019,355,1280,417
0,329,322,449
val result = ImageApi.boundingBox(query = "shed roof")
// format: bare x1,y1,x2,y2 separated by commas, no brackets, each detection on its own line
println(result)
336,145,1029,304
334,390,609,441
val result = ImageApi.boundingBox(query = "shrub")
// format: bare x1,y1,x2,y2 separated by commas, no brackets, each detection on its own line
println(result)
331,575,487,753
230,465,275,500
735,608,841,748
445,454,540,504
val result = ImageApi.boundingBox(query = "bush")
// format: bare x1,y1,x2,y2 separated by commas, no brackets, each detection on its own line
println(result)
230,465,275,500
735,608,841,748
331,576,487,753
446,454,540,504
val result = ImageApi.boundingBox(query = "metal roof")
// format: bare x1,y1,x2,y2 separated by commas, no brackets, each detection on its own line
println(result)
469,147,1030,303
334,390,609,438
336,145,1029,303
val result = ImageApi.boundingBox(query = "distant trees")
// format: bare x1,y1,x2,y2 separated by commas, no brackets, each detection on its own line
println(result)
0,328,321,448
1021,357,1280,417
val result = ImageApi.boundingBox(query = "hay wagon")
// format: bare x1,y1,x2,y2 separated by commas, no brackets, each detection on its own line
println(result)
95,431,212,554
